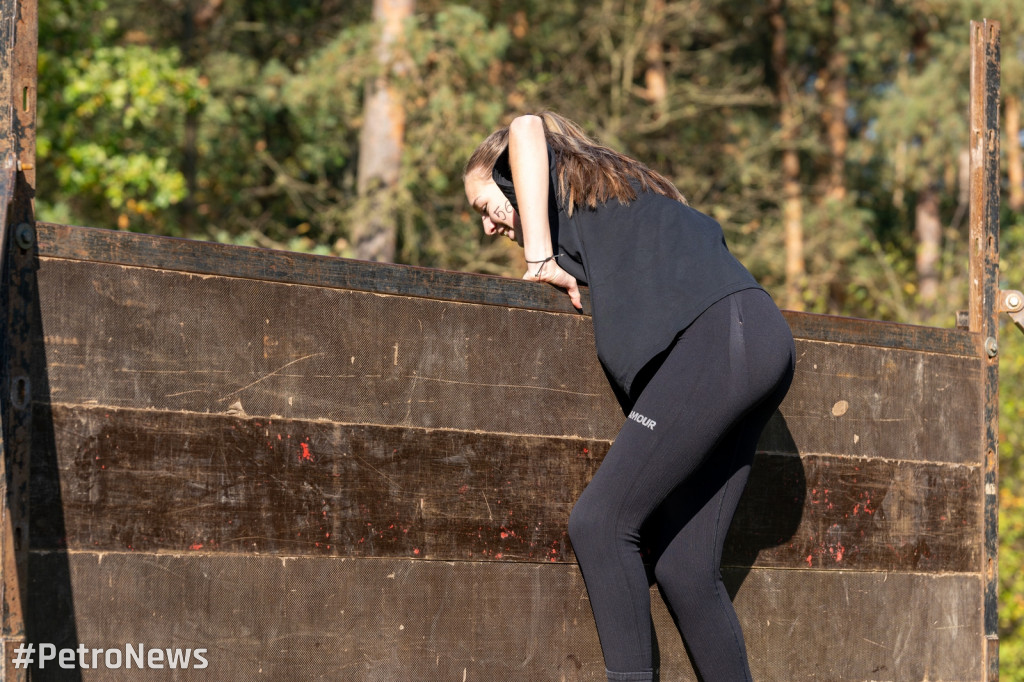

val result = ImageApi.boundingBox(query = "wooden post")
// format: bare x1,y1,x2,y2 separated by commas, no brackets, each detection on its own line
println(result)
0,0,36,678
968,18,1000,682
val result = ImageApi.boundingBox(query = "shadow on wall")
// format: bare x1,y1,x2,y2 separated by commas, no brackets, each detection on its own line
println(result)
15,246,83,682
723,410,805,593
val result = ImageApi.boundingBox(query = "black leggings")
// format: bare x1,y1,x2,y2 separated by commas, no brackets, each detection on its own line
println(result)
568,288,795,682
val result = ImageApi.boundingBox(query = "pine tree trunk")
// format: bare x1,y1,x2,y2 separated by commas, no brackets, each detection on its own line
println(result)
355,0,414,262
643,0,667,119
177,1,203,237
172,0,223,237
823,0,849,201
769,0,805,311
915,186,941,305
1006,95,1024,212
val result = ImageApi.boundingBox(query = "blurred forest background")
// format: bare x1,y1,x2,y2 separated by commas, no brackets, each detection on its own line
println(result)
35,0,1024,675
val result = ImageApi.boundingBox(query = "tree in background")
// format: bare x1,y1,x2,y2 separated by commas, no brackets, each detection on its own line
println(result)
354,0,415,262
768,0,807,311
38,0,204,233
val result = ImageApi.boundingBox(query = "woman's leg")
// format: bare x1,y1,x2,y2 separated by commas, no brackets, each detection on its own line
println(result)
567,289,794,681
647,390,783,681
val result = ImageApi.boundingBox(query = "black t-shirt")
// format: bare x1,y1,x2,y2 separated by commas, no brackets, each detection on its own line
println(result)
493,146,763,402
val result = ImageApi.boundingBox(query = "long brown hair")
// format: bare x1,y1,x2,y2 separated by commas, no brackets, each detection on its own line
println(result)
464,111,686,216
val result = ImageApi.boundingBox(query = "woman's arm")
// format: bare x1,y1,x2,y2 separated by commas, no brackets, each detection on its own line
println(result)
508,115,553,263
508,115,582,310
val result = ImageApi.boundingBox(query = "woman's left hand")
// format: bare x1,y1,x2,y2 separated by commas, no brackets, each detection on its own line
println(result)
524,261,582,311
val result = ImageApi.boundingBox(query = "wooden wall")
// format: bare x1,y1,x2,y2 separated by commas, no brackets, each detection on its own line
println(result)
20,222,985,680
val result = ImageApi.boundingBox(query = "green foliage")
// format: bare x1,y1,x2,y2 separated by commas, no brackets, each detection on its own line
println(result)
38,24,205,231
1001,328,1024,681
1000,214,1024,680
391,6,512,270
184,5,513,268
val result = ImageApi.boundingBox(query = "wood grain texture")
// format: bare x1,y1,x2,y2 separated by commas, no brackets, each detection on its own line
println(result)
26,551,983,681
18,222,989,680
35,221,978,356
31,405,981,573
35,256,618,440
780,340,982,464
34,257,982,462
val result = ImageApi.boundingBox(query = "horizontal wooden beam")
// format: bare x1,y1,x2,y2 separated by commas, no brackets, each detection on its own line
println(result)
35,222,977,356
28,551,983,681
32,405,981,573
32,257,983,459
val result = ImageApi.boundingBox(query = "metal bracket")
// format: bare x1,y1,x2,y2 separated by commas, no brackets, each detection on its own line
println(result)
1000,289,1024,334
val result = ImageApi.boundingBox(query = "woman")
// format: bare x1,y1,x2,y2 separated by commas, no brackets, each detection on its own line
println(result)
464,112,794,682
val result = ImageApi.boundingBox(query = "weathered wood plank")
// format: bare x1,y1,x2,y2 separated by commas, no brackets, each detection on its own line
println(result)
31,405,981,573
779,340,982,464
27,552,983,681
2,0,40,677
734,445,981,572
35,222,977,356
35,221,591,315
784,310,977,356
34,258,983,462
35,256,619,440
968,21,1003,678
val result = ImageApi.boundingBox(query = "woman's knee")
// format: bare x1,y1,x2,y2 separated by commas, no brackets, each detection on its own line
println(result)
568,492,619,556
568,496,597,548
653,553,718,605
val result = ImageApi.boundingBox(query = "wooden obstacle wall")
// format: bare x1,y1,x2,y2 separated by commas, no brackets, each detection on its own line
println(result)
11,221,987,680
0,9,1003,680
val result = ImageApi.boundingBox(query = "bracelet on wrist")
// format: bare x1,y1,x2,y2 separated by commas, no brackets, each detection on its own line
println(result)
525,253,563,277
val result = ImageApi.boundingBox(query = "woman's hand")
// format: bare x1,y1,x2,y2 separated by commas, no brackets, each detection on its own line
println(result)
524,260,582,311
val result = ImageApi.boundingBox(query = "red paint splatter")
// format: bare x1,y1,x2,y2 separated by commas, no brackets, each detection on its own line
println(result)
805,554,813,567
413,548,421,555
189,543,204,550
300,442,313,461
500,531,509,539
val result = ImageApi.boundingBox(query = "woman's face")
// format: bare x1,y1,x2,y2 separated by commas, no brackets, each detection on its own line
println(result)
464,169,523,246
